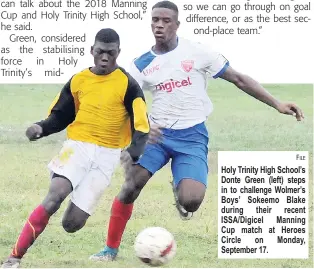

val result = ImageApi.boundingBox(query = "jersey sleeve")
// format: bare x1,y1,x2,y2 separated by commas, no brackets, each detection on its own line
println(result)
195,43,230,79
123,74,150,161
36,78,76,137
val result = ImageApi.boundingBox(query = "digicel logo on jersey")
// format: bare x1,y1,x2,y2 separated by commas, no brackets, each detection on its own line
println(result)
156,77,192,92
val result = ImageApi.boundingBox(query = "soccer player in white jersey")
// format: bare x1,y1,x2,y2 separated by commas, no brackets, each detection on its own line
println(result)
90,0,304,261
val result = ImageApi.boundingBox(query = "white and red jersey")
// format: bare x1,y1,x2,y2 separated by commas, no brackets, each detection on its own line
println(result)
129,37,229,129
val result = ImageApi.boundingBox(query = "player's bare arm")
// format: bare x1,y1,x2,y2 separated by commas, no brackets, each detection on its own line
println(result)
26,79,77,141
219,66,304,121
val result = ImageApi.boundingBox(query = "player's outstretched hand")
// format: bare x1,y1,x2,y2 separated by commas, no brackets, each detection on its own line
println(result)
120,149,134,174
148,124,163,144
276,102,304,121
25,124,43,141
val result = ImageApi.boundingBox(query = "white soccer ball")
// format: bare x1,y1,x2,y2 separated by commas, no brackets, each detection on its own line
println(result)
134,227,177,266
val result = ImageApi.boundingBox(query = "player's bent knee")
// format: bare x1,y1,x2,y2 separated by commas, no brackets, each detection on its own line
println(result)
42,175,73,215
42,191,67,215
62,218,86,233
179,196,203,212
61,202,89,233
178,178,206,212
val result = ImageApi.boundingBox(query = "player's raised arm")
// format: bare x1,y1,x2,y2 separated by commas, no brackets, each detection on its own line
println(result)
26,78,77,141
123,74,150,162
197,43,304,122
218,66,304,121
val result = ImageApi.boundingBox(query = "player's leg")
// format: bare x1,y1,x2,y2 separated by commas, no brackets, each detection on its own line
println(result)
171,159,207,219
62,147,121,233
89,165,152,261
90,143,170,261
62,202,90,233
1,175,73,268
1,140,90,268
168,122,209,220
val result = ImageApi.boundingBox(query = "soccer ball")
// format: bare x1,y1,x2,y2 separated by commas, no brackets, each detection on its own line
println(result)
134,227,177,266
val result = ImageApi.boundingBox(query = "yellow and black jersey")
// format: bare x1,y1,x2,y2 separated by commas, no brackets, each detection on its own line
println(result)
37,67,150,160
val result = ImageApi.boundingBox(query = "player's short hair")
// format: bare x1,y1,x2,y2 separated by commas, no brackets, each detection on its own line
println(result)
152,1,178,15
94,28,120,46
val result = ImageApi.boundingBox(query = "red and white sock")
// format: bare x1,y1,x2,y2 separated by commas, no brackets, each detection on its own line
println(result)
11,204,50,258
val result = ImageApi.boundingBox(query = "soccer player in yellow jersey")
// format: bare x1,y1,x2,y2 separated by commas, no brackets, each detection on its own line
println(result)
1,28,149,268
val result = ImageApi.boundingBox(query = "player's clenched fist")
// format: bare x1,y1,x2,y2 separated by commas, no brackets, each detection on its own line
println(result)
148,124,163,144
25,124,43,141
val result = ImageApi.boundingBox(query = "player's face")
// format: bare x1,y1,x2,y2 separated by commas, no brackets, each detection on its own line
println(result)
151,8,179,44
91,41,120,75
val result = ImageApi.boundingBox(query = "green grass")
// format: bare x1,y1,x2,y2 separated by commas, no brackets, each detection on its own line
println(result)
0,81,313,268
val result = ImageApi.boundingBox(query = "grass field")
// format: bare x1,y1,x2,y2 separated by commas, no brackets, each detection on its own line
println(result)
0,81,313,268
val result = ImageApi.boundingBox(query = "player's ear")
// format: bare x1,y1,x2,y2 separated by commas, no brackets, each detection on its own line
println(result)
176,20,180,28
90,46,94,55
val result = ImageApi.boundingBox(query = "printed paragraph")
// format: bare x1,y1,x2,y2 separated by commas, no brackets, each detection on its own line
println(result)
0,0,148,82
182,0,311,36
218,151,309,259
